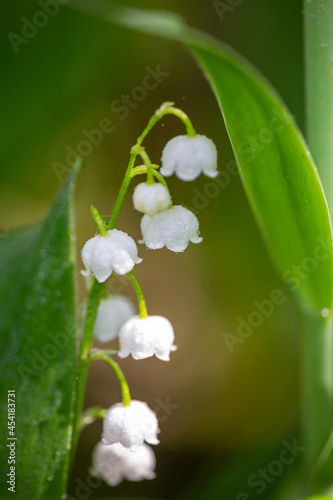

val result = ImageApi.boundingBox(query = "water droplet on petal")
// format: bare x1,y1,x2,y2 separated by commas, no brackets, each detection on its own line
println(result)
321,308,330,318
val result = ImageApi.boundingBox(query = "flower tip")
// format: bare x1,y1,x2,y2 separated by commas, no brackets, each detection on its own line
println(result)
147,437,160,446
206,170,219,178
156,352,170,361
117,350,127,359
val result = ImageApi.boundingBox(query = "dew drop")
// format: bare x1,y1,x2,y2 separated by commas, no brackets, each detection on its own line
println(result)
321,308,330,318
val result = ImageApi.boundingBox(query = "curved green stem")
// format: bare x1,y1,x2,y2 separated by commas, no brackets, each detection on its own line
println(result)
79,406,107,432
90,204,108,236
107,101,193,228
107,153,136,230
127,271,148,318
152,170,173,206
131,145,154,184
131,164,160,177
137,102,196,142
161,106,196,136
70,279,106,459
89,349,131,406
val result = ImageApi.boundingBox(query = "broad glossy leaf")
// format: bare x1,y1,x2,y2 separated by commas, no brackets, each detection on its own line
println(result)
0,166,79,500
70,1,333,312
188,37,333,313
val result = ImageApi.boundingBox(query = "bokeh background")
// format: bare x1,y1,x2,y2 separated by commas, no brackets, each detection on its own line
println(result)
1,1,305,498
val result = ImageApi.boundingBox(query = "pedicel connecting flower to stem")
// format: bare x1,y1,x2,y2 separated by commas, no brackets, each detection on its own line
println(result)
75,102,218,488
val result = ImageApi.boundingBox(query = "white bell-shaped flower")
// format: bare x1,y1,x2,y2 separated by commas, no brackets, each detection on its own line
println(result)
102,400,160,451
118,315,177,361
81,229,142,283
133,182,171,216
140,205,202,252
90,442,156,486
160,134,218,181
93,295,135,343
89,442,156,486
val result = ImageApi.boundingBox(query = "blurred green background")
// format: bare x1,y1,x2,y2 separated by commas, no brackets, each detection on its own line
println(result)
1,1,304,498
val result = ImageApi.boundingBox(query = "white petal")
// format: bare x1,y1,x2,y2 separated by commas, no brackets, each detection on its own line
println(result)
81,236,95,276
118,315,176,361
90,442,156,486
80,229,141,283
133,182,171,216
140,206,202,253
93,296,135,343
102,400,160,451
161,134,218,181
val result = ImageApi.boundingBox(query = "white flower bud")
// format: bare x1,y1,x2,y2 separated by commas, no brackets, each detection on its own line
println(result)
160,134,218,181
90,442,156,486
140,205,202,252
102,400,160,451
133,182,171,216
81,229,142,283
93,295,135,343
118,315,177,361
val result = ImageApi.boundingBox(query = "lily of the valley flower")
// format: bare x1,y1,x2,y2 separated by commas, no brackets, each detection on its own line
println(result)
93,295,135,343
81,229,142,283
133,182,171,216
102,400,160,451
118,315,177,361
140,205,202,252
90,442,156,486
160,134,218,181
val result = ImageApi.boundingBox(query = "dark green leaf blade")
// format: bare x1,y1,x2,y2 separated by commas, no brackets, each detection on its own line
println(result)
69,1,333,312
0,167,79,500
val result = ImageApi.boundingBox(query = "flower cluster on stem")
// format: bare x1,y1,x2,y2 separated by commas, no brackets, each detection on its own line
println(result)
76,102,218,487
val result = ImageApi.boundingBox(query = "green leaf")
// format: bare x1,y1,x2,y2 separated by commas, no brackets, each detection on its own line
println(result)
70,0,333,313
0,165,80,500
305,497,333,500
308,426,333,494
188,39,333,313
